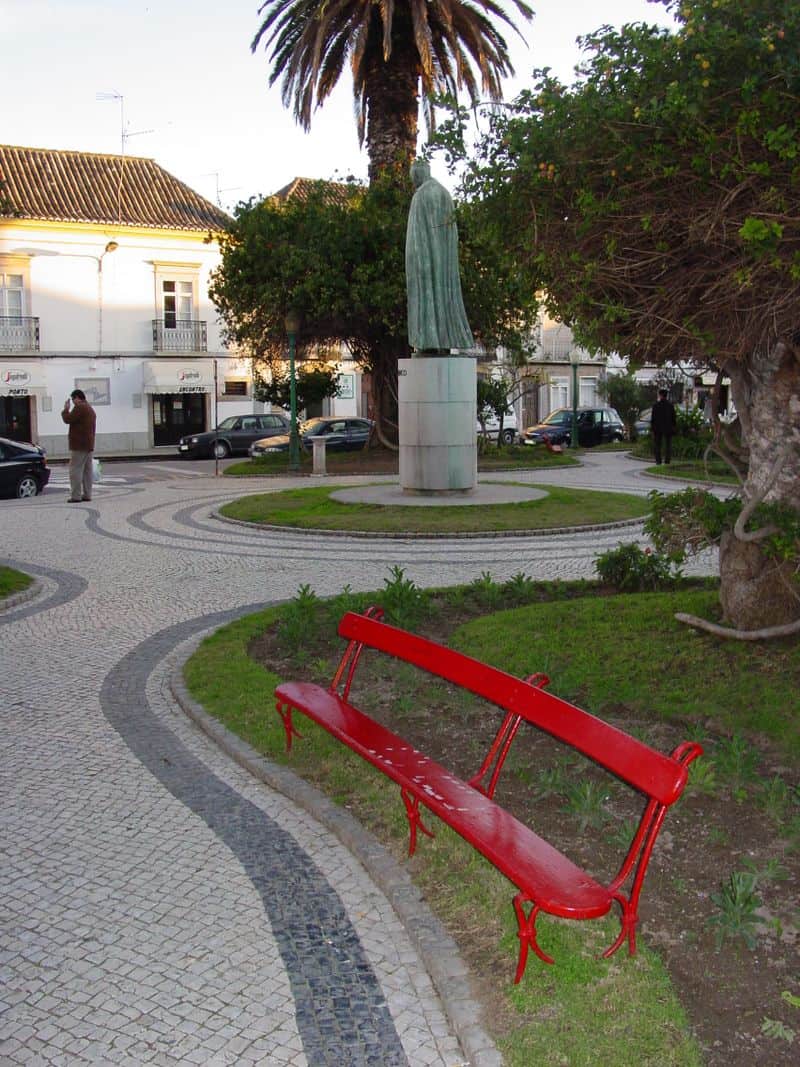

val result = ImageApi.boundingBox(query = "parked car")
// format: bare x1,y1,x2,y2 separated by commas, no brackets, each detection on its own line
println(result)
634,408,652,436
178,413,290,459
0,437,51,498
249,416,374,457
476,409,519,445
522,407,626,447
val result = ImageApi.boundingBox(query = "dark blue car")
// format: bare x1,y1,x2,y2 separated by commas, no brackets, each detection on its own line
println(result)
0,437,51,498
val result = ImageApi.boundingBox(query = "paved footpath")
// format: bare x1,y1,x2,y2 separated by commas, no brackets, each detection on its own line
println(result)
1,453,718,1066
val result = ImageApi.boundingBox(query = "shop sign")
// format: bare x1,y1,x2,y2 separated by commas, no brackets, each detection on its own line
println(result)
2,368,31,396
178,368,205,393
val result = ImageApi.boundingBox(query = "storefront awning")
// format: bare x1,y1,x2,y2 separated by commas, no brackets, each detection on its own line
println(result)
142,360,216,395
0,362,48,397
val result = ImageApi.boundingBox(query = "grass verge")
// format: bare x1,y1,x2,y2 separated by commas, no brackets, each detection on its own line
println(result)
224,444,578,477
641,459,741,485
0,565,33,601
218,483,650,534
183,574,799,1064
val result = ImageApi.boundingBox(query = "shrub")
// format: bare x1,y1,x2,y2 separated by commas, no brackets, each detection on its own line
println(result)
595,542,679,591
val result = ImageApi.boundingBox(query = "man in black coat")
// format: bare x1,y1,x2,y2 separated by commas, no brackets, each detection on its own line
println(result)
651,389,677,465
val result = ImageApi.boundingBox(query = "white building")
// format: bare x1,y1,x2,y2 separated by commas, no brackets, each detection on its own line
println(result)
0,144,257,457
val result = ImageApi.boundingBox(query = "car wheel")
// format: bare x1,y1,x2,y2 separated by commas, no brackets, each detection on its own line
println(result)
501,428,516,445
16,474,40,498
212,440,230,459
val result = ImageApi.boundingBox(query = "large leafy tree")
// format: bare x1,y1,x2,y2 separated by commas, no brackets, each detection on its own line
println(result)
453,0,800,635
251,0,532,182
210,178,538,445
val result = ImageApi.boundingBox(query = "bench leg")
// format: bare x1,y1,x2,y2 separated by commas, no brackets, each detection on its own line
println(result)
275,700,303,751
400,789,435,857
602,893,637,959
513,894,554,982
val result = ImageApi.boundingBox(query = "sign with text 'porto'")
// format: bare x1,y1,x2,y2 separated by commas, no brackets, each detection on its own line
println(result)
2,368,31,396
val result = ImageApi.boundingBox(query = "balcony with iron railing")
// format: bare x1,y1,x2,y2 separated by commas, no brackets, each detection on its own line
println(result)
152,319,207,353
0,316,40,352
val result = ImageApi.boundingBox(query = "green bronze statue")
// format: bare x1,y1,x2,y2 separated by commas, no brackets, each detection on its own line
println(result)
405,159,474,354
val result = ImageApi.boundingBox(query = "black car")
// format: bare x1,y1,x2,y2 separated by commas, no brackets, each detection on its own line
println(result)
522,407,626,447
178,412,291,459
249,416,374,457
0,436,51,498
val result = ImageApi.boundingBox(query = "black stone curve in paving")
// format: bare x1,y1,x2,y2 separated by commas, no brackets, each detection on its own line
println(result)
99,607,409,1067
96,495,623,569
0,558,88,626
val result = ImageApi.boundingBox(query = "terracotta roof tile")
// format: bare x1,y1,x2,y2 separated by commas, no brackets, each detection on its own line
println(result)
0,144,229,231
270,177,356,207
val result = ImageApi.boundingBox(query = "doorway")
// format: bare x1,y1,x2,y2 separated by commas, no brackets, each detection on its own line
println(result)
152,393,206,446
0,396,32,442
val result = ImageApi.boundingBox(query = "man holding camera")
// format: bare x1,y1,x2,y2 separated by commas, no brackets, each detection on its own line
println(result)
61,389,97,502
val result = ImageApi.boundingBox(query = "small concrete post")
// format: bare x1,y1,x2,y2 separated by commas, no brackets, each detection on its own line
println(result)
310,436,327,477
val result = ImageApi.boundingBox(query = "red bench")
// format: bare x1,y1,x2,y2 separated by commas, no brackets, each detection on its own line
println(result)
275,608,702,982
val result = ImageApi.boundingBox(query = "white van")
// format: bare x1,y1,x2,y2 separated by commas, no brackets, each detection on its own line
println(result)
476,409,519,445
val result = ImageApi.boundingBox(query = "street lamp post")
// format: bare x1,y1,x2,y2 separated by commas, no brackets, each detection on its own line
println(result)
569,349,580,449
285,310,301,471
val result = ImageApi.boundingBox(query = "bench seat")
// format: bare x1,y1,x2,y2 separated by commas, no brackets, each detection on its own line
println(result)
277,680,612,920
274,608,702,981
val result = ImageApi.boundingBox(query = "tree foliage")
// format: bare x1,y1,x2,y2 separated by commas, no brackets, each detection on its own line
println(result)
452,0,800,367
209,176,539,442
254,364,340,413
598,371,649,439
437,0,800,635
251,0,532,181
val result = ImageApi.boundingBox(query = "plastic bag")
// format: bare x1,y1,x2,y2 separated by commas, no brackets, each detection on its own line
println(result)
92,458,103,481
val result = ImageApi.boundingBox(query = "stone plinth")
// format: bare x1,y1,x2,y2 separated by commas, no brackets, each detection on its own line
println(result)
398,357,477,492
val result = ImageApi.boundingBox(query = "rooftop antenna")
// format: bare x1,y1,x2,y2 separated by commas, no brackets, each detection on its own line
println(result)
96,89,129,224
96,90,124,154
200,171,243,208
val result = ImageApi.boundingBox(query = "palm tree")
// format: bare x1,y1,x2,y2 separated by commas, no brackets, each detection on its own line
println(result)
252,0,532,182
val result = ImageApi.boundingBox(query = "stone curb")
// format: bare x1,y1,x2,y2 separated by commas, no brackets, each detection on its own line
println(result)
0,577,44,613
169,649,502,1067
212,511,644,541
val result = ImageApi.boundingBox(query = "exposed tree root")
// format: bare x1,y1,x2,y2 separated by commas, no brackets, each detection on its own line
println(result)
674,611,800,641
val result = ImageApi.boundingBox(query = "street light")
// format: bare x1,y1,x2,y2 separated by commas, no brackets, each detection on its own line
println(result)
569,349,580,449
285,309,301,471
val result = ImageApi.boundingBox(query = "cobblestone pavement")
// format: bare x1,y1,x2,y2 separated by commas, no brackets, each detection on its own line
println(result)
0,453,718,1066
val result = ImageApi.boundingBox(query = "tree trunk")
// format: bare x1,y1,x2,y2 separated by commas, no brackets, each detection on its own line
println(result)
364,29,420,184
719,344,800,629
364,336,403,449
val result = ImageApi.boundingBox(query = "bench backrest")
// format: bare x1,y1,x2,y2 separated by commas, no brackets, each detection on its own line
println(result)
338,611,688,806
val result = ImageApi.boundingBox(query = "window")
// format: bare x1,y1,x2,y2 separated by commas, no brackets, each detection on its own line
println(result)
0,272,24,317
550,377,568,409
223,379,248,396
579,376,598,406
74,377,111,406
162,280,194,328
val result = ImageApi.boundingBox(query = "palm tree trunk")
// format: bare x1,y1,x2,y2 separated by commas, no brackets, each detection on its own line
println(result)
364,33,420,184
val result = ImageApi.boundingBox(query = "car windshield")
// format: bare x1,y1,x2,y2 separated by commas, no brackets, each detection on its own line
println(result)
300,418,327,433
217,417,239,430
543,410,570,425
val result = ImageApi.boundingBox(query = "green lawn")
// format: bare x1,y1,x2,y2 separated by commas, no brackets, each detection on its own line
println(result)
0,565,33,600
219,483,650,534
183,575,800,1065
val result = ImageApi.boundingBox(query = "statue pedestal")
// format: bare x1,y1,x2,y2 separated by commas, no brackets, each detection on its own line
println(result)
398,357,476,493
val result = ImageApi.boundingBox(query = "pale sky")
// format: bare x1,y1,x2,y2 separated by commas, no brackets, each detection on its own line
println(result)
3,1,674,213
